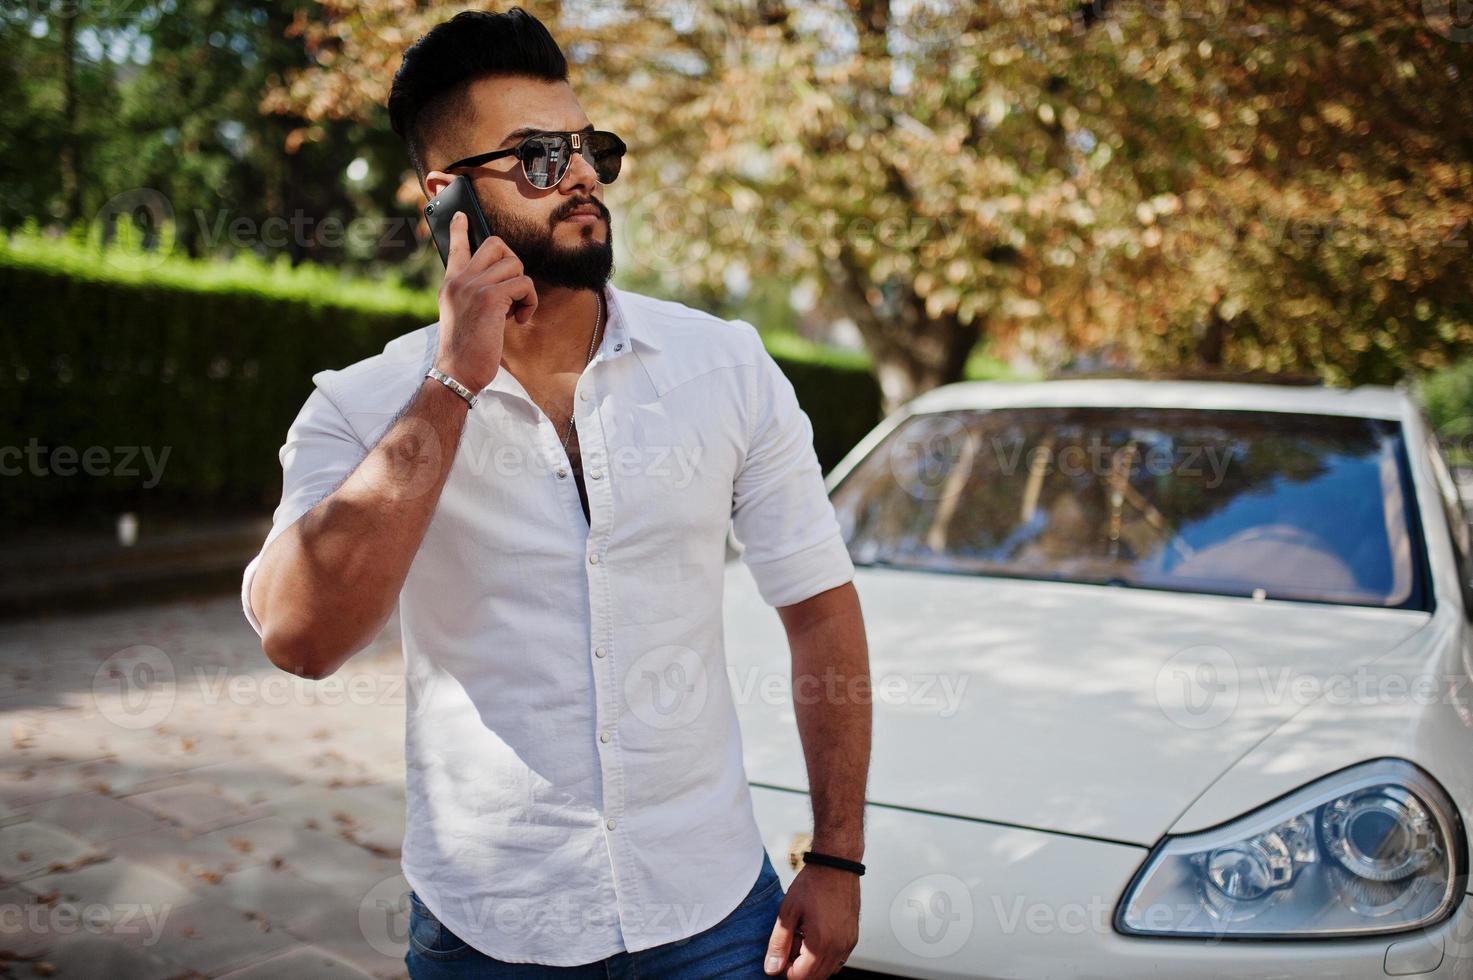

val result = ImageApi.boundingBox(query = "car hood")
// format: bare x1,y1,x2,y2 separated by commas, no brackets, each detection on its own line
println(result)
722,563,1432,846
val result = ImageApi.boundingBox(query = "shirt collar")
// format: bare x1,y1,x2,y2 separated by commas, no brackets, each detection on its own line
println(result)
600,283,661,360
474,282,659,401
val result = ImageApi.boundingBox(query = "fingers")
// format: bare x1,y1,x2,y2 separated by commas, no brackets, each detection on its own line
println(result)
765,905,798,976
780,908,857,980
455,234,520,286
444,210,469,277
443,234,537,323
506,274,538,325
444,211,509,280
784,932,825,980
464,231,511,274
475,252,536,325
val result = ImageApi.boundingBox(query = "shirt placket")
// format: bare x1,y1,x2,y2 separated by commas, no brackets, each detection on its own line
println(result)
575,333,646,939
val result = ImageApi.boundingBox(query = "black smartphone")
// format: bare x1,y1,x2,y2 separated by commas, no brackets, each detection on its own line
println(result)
424,174,490,266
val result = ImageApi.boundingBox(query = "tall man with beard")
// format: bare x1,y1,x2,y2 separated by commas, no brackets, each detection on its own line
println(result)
241,7,870,979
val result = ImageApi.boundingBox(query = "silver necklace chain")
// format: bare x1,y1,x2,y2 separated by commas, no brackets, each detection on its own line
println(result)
562,291,604,452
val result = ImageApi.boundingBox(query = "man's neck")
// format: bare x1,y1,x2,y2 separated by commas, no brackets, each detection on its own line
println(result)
500,282,604,380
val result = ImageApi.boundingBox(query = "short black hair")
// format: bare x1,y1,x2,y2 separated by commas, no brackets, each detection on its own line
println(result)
388,6,569,191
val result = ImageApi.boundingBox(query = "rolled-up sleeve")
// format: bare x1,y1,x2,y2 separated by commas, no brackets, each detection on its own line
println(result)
729,326,855,607
241,373,366,636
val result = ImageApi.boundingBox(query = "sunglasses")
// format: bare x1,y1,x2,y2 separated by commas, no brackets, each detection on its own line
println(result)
444,130,627,189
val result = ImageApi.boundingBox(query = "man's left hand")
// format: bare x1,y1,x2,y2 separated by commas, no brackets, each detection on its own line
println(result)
764,864,861,978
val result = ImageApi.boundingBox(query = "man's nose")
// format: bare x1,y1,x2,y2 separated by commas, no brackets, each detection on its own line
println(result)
561,146,600,196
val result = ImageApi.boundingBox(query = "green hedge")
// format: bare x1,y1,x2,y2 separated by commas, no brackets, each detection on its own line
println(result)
0,237,881,531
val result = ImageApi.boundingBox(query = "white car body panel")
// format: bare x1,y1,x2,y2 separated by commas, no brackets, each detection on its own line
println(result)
750,786,1473,978
724,565,1431,845
726,378,1473,977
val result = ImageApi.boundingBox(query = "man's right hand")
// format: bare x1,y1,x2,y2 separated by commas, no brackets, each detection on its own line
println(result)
433,210,538,394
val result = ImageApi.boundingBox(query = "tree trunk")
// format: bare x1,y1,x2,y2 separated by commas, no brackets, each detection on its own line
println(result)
59,5,82,225
828,248,979,416
1196,301,1230,367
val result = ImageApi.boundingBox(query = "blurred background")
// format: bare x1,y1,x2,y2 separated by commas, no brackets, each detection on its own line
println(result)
2,0,1473,976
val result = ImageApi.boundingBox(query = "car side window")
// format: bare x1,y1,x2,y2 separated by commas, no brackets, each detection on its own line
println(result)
1423,424,1473,619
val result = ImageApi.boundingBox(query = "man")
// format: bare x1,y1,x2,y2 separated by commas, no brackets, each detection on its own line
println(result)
241,7,870,978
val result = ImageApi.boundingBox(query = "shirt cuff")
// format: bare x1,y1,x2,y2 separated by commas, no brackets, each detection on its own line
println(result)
743,530,855,608
241,551,265,638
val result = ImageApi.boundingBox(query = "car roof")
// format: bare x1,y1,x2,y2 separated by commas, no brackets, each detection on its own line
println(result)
906,378,1413,422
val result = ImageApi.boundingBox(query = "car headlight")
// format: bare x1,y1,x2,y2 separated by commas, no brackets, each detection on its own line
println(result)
1116,758,1467,938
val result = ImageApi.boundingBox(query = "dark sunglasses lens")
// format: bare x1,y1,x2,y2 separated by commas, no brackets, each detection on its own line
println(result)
586,133,624,184
519,135,571,188
516,133,625,187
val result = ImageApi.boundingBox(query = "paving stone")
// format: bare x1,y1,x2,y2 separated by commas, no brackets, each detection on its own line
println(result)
20,791,169,845
0,821,105,881
268,744,384,788
80,717,240,774
266,826,401,898
125,781,268,833
117,822,261,889
0,710,118,773
0,764,108,811
114,897,295,976
216,943,379,979
127,813,376,893
0,756,189,809
0,883,54,959
284,785,405,858
12,929,183,979
183,760,311,809
212,863,351,934
21,856,201,931
192,816,305,869
283,872,410,980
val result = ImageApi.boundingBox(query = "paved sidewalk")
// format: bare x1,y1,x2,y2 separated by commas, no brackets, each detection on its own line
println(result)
0,594,411,978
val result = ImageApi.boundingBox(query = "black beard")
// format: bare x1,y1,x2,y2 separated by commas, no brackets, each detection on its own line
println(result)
476,195,615,291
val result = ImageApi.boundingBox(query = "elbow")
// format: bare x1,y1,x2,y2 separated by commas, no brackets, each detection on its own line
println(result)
260,621,344,680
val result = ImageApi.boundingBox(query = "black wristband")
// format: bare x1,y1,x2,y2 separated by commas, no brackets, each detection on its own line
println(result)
802,850,865,876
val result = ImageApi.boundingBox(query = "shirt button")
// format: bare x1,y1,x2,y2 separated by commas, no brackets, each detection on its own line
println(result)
579,389,590,401
606,818,617,831
589,468,603,480
599,731,611,743
589,553,600,565
614,343,623,351
594,646,607,658
556,468,567,479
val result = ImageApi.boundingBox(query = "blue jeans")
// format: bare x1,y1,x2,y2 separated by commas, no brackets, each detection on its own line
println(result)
405,850,785,978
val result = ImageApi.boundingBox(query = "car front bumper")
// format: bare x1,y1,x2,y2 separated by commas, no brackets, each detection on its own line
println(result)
750,785,1473,979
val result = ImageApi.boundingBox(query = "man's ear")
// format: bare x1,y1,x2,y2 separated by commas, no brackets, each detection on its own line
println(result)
424,171,455,199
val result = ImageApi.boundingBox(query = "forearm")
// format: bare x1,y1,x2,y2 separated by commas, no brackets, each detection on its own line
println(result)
251,378,470,677
782,581,871,861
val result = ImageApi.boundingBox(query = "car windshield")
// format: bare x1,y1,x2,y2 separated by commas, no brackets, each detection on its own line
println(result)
831,406,1425,608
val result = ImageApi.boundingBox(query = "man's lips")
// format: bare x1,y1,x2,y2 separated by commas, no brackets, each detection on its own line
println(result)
561,207,604,225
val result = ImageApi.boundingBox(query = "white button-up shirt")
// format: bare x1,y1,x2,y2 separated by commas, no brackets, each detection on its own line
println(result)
240,282,855,965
